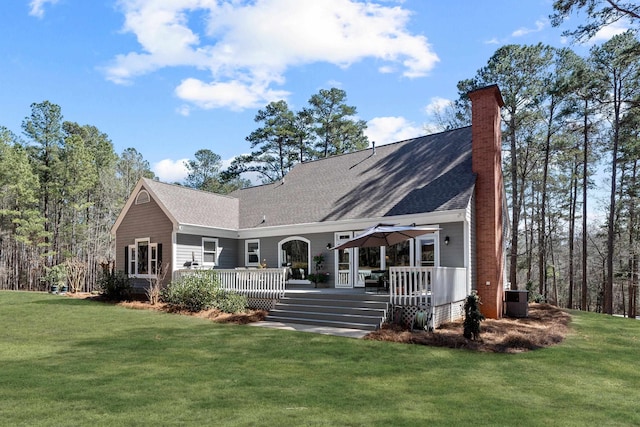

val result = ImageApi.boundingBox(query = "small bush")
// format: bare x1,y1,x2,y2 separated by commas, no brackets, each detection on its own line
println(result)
162,271,221,312
98,271,132,301
526,281,545,303
213,291,248,314
463,292,485,340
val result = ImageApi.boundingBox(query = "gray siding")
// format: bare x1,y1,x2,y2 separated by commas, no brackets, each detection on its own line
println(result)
176,233,239,269
237,232,336,283
114,195,173,286
439,222,465,268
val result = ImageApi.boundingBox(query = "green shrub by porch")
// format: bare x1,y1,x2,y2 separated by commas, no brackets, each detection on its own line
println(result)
162,271,221,312
162,271,247,313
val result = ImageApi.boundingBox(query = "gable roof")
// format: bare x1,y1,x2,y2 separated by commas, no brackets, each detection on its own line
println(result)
231,126,475,229
113,126,475,234
111,178,240,233
142,178,240,230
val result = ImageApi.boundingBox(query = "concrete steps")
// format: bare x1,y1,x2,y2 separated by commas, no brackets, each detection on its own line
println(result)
266,292,389,331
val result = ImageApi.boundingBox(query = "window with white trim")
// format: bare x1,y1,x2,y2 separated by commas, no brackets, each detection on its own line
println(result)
278,236,310,282
202,238,218,266
127,238,161,276
135,190,150,204
245,239,260,267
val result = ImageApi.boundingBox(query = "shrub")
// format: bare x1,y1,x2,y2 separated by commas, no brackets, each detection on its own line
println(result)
98,271,132,301
526,281,545,303
463,292,485,340
161,271,221,312
213,292,248,314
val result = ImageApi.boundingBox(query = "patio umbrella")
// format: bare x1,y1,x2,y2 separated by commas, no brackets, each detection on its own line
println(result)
332,223,439,250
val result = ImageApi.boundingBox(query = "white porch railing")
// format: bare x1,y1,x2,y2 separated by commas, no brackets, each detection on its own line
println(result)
389,266,467,306
173,268,287,299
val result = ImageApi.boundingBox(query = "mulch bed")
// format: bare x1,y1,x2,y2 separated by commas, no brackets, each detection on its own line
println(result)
67,294,570,352
364,303,571,353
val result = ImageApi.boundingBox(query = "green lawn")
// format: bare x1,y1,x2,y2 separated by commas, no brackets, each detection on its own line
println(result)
1,291,639,426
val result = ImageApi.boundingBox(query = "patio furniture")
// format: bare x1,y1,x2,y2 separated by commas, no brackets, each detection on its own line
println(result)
364,270,388,293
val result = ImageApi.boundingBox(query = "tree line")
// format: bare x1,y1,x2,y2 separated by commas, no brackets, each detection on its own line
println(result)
183,87,369,192
0,101,156,291
0,88,368,292
452,30,639,316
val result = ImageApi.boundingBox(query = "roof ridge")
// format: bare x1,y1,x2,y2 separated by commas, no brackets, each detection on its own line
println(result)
143,177,238,200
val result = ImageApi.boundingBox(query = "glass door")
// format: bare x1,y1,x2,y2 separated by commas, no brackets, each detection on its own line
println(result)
416,236,438,267
334,232,353,288
357,246,381,287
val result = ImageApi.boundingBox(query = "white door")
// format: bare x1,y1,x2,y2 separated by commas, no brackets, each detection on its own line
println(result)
416,235,439,267
334,232,353,288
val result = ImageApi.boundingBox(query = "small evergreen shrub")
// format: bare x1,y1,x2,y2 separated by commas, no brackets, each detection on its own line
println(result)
526,281,545,303
213,291,248,314
161,271,221,312
463,292,485,340
98,271,132,301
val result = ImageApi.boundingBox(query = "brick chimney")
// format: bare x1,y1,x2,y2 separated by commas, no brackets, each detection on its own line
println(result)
469,85,505,319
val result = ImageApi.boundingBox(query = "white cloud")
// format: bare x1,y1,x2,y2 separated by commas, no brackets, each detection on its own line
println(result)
365,116,424,145
484,37,500,45
511,19,546,37
175,77,290,111
176,104,192,116
424,97,453,116
591,20,630,43
153,158,189,182
106,0,439,110
28,0,59,18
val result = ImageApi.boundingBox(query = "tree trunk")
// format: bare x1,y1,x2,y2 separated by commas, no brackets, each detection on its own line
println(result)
605,84,622,315
509,119,519,290
568,161,578,309
582,99,589,311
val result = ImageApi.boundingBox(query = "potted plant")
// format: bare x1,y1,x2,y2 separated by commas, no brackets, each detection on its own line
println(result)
311,253,326,288
43,264,67,294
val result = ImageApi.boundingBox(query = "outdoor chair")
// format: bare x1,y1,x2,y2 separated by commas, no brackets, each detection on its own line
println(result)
364,270,388,293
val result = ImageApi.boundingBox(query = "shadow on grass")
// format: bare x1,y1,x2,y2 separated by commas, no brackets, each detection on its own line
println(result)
31,295,101,306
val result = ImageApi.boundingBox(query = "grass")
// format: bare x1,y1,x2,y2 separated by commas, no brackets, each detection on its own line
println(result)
1,291,639,426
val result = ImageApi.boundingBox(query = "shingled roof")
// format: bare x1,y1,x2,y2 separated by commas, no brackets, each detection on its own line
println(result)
142,178,239,230
232,126,475,229
132,126,474,231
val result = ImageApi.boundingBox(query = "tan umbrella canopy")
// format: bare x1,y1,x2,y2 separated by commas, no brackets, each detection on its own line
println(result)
332,223,440,250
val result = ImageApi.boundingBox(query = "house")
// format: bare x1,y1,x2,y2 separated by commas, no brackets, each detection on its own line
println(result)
111,85,507,323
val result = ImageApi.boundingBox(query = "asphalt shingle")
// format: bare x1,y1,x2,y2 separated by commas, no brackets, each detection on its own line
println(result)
140,126,474,231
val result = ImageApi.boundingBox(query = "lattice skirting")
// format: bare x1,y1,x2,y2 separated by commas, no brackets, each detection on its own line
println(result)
247,297,277,311
389,300,465,329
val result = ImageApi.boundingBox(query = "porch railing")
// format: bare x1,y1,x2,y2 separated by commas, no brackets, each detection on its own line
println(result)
173,268,287,299
389,266,467,306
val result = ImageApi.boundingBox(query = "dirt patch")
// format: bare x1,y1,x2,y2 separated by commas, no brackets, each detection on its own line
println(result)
364,303,571,353
67,294,570,352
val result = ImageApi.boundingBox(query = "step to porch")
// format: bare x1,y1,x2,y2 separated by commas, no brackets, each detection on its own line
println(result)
265,292,389,331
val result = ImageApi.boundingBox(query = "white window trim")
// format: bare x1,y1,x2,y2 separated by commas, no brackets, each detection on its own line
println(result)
278,236,311,283
245,239,260,267
135,190,150,205
202,237,219,267
415,232,440,267
128,237,158,278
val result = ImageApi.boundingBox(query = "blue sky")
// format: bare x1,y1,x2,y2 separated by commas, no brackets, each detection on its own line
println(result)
0,0,629,183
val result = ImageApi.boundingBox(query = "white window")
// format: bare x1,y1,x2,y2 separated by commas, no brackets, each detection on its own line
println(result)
245,239,260,267
278,236,310,282
135,190,150,204
127,238,159,277
202,238,218,266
